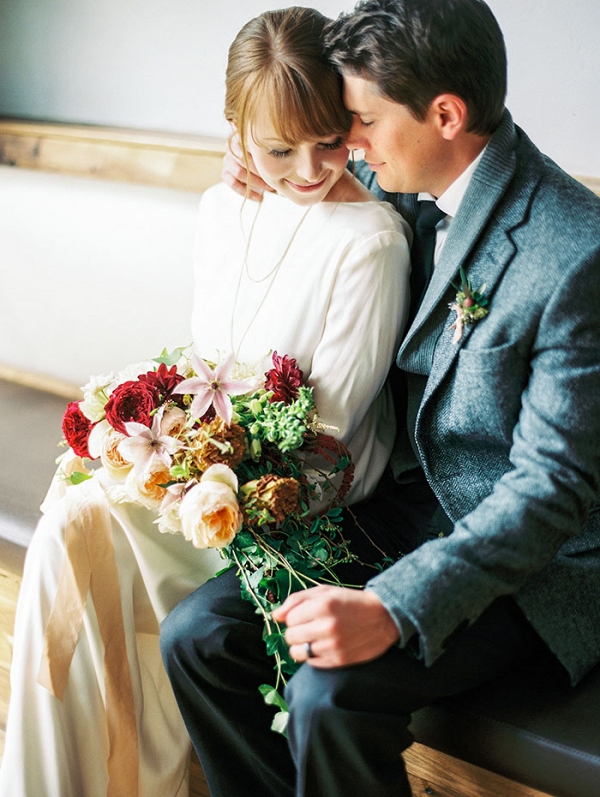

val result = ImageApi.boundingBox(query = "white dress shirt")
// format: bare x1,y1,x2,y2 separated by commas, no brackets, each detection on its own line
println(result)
418,147,486,265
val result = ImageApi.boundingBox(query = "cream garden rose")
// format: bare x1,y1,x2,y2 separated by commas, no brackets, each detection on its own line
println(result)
125,464,171,509
101,428,134,481
179,464,243,549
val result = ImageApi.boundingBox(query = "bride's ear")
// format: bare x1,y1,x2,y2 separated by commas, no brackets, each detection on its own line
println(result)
228,126,245,161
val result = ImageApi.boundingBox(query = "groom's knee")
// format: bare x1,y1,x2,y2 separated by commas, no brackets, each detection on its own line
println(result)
285,664,345,748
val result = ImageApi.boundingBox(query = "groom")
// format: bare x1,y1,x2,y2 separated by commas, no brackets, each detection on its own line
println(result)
162,1,600,795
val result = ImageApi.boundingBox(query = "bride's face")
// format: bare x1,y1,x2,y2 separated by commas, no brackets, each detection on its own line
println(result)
245,116,349,205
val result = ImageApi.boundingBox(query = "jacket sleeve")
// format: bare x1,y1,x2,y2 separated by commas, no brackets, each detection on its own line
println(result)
367,239,600,668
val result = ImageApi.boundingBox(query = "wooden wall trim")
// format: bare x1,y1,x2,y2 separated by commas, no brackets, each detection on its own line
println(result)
0,362,80,402
403,742,554,797
1,119,598,196
0,119,226,193
574,174,600,196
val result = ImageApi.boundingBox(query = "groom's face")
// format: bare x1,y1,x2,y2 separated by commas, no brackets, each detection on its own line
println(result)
343,74,446,196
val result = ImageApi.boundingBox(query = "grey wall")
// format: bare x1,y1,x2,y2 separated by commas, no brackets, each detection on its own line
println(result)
0,0,598,176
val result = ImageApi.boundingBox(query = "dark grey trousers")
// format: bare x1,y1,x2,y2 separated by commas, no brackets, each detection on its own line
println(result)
160,471,559,797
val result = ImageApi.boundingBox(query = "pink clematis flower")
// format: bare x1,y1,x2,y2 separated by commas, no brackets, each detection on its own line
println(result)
119,406,185,476
173,353,252,425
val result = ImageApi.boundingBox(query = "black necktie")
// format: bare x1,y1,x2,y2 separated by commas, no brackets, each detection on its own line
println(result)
408,200,446,323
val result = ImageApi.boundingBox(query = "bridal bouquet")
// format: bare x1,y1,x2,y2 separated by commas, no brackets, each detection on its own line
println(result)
60,346,356,732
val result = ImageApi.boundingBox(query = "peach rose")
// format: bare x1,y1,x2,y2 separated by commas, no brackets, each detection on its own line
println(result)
126,464,171,508
179,464,243,548
100,428,134,481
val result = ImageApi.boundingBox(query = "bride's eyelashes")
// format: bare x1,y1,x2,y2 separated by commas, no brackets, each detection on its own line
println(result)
267,136,345,159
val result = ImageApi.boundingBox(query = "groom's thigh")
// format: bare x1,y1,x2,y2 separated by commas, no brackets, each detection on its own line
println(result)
285,595,551,744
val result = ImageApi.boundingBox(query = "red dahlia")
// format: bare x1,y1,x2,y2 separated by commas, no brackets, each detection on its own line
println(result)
138,363,186,406
264,352,304,404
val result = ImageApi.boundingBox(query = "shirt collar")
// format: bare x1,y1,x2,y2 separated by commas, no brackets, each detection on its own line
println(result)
417,146,487,219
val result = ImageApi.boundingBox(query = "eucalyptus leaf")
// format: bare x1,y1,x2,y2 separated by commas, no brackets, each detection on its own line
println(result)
271,710,289,736
153,345,189,367
258,683,288,711
69,471,93,485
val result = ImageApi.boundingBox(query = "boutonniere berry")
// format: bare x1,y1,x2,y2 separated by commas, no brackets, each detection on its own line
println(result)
448,267,489,343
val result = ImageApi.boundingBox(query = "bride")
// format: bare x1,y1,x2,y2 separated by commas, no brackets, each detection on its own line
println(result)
0,7,410,797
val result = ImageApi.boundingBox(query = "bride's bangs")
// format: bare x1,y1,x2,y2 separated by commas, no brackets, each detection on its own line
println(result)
263,69,350,146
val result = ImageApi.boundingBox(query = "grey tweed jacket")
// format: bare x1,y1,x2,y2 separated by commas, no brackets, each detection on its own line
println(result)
360,110,600,684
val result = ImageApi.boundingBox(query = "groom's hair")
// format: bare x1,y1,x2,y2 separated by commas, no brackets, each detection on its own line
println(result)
324,0,507,136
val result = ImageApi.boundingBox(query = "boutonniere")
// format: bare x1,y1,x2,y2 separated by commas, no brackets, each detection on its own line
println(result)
448,267,489,344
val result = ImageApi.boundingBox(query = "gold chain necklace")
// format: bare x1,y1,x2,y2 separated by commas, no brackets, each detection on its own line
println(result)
230,200,313,358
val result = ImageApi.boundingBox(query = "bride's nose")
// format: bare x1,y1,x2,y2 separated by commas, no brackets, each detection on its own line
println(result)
294,150,323,182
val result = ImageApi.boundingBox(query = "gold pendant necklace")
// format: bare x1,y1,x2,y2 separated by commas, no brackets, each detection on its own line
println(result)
230,200,313,359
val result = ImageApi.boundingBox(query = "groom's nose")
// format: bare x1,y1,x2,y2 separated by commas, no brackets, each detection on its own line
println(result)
346,117,367,152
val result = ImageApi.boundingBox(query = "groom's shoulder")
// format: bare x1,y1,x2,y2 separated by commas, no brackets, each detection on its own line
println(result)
512,129,600,245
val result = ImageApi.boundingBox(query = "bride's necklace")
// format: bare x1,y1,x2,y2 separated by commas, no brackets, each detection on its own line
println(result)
230,200,313,358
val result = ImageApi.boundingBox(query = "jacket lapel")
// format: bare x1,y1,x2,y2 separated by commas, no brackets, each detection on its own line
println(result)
401,111,520,354
397,112,545,409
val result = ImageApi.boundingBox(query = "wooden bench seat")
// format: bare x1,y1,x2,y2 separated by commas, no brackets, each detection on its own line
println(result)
409,662,600,797
3,553,596,797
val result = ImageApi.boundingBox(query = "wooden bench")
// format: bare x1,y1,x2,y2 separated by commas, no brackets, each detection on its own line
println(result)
3,545,598,797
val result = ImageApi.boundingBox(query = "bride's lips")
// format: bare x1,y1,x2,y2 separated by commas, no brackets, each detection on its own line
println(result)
286,177,328,192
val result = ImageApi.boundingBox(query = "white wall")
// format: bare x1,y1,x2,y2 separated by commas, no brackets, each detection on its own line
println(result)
1,1,598,386
0,0,598,177
492,0,600,179
0,166,200,386
0,1,354,141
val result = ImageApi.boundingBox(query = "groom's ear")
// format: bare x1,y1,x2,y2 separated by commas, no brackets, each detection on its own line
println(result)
429,94,469,141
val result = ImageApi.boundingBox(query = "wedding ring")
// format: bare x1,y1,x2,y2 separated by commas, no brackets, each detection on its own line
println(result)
304,641,315,659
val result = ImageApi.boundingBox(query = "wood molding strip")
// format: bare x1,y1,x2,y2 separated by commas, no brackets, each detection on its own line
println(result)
0,119,226,193
1,119,598,196
573,174,600,196
0,362,80,401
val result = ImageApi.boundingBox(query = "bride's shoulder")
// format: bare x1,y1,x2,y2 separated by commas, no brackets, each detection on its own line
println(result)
201,181,243,209
325,170,375,203
332,192,408,239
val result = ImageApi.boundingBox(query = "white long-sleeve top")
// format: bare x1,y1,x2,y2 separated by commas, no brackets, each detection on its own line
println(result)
192,183,410,503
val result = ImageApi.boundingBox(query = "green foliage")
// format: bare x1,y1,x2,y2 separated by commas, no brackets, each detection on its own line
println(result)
259,684,290,735
451,266,490,323
232,386,314,453
225,504,359,734
153,346,190,367
68,471,93,485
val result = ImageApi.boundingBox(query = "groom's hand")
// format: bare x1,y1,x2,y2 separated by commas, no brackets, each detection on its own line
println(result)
272,585,400,668
221,133,274,201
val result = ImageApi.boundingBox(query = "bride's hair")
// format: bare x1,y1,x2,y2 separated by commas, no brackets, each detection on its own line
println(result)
225,7,351,168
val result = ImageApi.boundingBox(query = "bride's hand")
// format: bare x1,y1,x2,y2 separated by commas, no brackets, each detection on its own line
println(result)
222,133,273,201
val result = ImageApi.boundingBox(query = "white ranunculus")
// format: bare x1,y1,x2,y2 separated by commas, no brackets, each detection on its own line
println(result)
124,463,171,509
80,374,114,421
